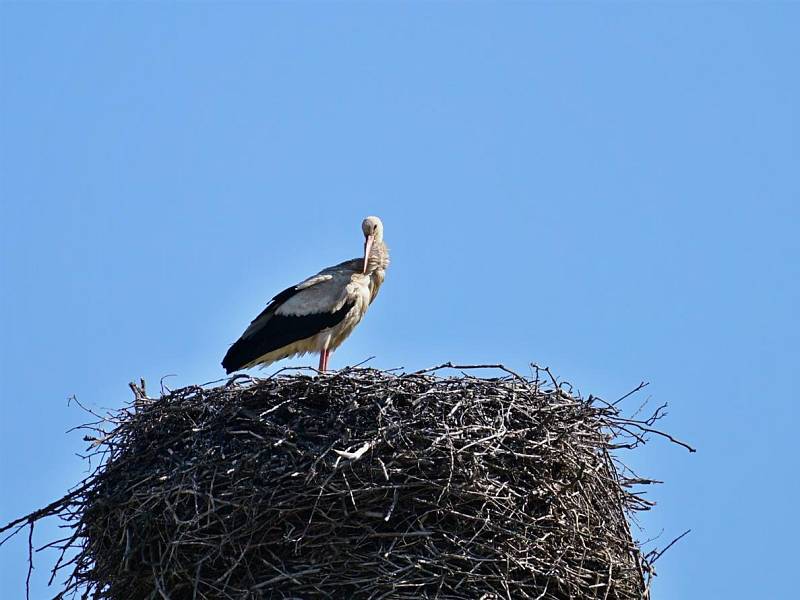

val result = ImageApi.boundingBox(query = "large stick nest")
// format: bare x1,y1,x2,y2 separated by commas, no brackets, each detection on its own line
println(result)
2,365,690,599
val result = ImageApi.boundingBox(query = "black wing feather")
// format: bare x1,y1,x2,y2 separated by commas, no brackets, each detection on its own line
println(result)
245,284,304,328
222,299,353,374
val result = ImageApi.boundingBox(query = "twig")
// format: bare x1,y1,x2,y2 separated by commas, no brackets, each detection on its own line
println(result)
648,529,692,564
25,521,34,600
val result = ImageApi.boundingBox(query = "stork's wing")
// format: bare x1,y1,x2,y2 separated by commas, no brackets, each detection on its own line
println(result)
221,266,356,374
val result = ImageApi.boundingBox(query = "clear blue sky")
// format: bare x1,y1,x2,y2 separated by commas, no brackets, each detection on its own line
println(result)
1,3,798,598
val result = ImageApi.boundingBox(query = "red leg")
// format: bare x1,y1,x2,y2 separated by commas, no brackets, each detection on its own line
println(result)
319,349,330,372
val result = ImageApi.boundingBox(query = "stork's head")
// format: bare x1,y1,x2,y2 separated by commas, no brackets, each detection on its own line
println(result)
361,216,384,273
362,216,383,240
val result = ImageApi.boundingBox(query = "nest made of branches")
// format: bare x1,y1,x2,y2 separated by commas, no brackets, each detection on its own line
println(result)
1,364,692,600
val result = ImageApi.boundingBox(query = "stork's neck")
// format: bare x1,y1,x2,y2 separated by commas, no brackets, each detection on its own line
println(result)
365,240,390,274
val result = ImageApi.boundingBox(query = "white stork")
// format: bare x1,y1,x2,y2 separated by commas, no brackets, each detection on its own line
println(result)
222,216,389,373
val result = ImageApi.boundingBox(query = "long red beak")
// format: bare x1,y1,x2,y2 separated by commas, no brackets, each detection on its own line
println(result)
362,234,374,274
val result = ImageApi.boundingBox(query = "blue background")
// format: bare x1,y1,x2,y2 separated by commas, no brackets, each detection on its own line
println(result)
2,3,798,598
